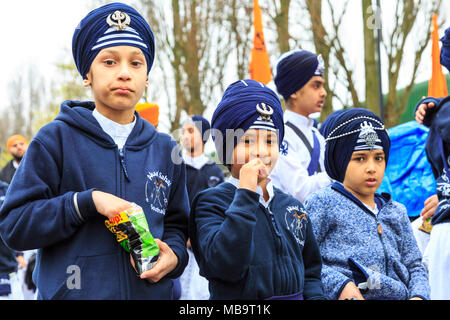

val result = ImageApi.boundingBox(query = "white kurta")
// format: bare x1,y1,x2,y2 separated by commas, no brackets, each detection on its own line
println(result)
422,222,450,300
270,110,332,203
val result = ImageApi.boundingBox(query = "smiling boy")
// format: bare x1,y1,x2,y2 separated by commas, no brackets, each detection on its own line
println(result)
188,79,325,300
0,3,189,299
305,108,430,300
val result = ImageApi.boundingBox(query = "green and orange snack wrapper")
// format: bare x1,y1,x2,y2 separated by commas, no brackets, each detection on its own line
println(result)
105,203,159,274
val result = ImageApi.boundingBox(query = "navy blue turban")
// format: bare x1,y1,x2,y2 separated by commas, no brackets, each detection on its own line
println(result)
72,2,155,79
320,108,390,183
211,79,284,166
274,49,324,101
182,115,211,144
440,27,450,72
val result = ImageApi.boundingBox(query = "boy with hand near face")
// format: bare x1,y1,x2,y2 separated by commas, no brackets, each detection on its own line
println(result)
305,108,430,300
270,49,332,203
188,79,325,300
0,2,189,299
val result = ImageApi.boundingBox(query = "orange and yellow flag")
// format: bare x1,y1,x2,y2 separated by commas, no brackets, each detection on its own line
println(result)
249,0,272,84
136,103,159,127
428,14,448,97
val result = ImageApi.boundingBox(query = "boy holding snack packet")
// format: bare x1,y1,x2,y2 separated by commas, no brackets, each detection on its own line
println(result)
0,3,189,299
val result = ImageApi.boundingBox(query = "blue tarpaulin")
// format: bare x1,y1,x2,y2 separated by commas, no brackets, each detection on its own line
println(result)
377,121,436,218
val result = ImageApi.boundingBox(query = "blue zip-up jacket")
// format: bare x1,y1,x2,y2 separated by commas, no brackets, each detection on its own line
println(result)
189,182,325,300
305,183,430,300
0,101,189,299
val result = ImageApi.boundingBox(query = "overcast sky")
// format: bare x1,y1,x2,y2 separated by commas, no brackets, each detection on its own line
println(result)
0,0,449,133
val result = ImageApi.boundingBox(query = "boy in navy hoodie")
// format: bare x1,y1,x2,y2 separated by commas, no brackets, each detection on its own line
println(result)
188,79,325,300
0,3,189,299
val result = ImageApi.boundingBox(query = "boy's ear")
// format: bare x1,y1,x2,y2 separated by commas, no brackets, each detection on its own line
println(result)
83,78,91,87
289,91,298,101
83,74,92,87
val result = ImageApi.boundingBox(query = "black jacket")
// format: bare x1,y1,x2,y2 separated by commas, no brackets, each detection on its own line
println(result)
0,161,16,184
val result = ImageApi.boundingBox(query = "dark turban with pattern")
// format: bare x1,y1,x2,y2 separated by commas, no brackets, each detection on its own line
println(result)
320,108,390,183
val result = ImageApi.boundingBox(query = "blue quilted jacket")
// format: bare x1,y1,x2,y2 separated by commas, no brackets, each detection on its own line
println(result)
305,182,430,300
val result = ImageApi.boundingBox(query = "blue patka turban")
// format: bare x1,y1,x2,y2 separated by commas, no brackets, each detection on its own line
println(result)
320,108,390,183
72,2,155,79
211,79,284,166
182,115,211,144
274,49,324,101
440,26,450,72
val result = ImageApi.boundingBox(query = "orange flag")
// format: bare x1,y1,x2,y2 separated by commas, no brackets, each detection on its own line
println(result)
428,14,448,97
249,0,272,84
136,103,159,127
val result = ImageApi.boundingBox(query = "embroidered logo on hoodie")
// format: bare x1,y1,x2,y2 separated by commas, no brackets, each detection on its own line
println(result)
145,171,172,215
285,205,307,246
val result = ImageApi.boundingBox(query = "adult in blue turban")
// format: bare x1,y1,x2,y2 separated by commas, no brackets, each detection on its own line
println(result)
320,108,390,183
72,2,155,79
211,79,284,167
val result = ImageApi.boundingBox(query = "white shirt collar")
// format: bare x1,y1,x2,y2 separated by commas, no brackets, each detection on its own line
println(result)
92,108,136,150
284,109,314,129
183,153,210,170
226,175,274,208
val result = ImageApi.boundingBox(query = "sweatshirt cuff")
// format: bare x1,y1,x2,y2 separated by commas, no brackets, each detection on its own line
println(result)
73,189,98,222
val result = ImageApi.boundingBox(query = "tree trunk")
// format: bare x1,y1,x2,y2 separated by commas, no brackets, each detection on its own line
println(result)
362,0,381,116
305,0,333,122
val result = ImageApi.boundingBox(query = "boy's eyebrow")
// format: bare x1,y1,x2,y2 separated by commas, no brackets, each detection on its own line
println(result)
99,49,144,56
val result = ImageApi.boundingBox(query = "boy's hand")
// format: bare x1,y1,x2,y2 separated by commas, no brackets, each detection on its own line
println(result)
92,190,132,219
238,158,269,192
421,194,438,221
130,239,178,283
338,281,365,300
415,97,435,124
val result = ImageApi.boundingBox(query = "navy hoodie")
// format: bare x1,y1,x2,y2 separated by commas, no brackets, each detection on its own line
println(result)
0,101,189,299
189,182,325,300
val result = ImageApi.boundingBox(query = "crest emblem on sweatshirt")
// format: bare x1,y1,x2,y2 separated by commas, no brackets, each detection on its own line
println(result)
285,205,308,246
145,171,172,215
437,172,450,198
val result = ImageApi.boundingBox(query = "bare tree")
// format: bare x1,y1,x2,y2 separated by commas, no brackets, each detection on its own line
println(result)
142,0,232,131
382,0,441,128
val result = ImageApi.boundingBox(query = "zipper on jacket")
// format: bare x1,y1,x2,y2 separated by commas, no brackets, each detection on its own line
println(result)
117,148,130,299
262,204,289,292
372,212,389,274
119,148,131,182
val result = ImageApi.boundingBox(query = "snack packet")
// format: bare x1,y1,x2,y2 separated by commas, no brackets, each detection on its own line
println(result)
105,203,160,274
418,218,433,234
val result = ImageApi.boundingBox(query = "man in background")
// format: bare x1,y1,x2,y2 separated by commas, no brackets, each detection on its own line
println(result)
0,135,28,184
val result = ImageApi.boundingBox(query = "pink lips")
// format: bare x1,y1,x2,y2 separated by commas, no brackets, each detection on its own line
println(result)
114,87,133,94
366,178,377,187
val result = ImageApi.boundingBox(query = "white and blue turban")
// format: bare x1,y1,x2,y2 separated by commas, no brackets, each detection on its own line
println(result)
72,2,155,79
211,79,284,167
